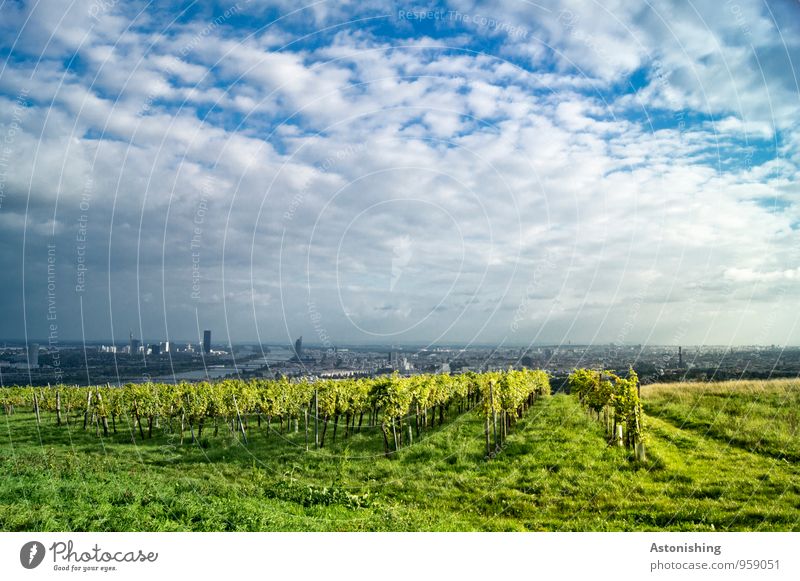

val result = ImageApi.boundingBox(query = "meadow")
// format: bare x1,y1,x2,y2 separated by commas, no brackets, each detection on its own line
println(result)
1,379,798,531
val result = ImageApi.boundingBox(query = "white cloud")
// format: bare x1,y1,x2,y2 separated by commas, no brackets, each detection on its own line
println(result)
724,267,800,283
1,0,799,345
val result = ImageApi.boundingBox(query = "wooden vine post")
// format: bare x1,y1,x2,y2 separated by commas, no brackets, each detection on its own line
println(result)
132,398,145,440
304,406,309,451
33,391,41,426
635,376,645,461
232,394,248,445
489,379,498,452
485,416,491,457
96,390,109,437
83,389,92,430
55,387,62,426
314,388,319,449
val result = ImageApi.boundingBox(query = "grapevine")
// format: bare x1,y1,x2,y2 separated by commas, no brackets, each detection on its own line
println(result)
0,369,551,460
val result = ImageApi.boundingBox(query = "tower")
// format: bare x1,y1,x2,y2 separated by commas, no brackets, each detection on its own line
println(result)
678,346,683,367
203,330,211,354
294,336,303,359
129,331,141,356
27,343,39,368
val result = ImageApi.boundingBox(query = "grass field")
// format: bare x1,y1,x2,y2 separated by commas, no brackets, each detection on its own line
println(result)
1,379,799,531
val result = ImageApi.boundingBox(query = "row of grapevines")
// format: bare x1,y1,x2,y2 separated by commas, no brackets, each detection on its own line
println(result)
475,369,551,457
567,368,644,455
0,369,550,457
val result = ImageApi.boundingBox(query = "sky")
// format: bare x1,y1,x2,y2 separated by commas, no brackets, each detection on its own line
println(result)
1,0,799,348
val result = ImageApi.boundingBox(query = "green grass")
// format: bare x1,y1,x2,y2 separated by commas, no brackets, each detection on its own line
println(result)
2,382,800,531
642,379,800,462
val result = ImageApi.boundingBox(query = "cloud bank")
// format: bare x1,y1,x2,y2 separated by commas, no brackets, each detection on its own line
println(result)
1,0,799,347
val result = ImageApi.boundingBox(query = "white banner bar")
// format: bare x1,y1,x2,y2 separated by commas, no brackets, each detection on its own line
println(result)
1,532,798,580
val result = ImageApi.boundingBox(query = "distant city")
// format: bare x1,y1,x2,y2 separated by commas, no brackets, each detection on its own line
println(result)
2,331,799,388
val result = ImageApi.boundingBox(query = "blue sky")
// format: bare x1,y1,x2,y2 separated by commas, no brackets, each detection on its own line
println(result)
1,0,799,348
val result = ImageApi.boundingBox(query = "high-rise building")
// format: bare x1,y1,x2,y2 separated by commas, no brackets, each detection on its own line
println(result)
129,331,141,356
294,336,303,359
160,341,171,354
678,346,683,367
27,343,39,368
203,330,211,354
129,330,141,356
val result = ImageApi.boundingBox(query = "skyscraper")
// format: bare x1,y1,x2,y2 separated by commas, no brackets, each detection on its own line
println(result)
129,331,141,356
203,330,211,354
27,343,39,368
294,336,303,359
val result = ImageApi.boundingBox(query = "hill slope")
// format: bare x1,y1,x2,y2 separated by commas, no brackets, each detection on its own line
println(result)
1,381,799,531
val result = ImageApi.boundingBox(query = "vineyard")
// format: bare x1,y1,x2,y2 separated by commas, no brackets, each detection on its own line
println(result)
2,376,799,531
0,369,550,459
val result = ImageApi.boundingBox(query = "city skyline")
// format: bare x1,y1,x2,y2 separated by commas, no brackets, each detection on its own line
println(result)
5,335,800,350
1,1,799,347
